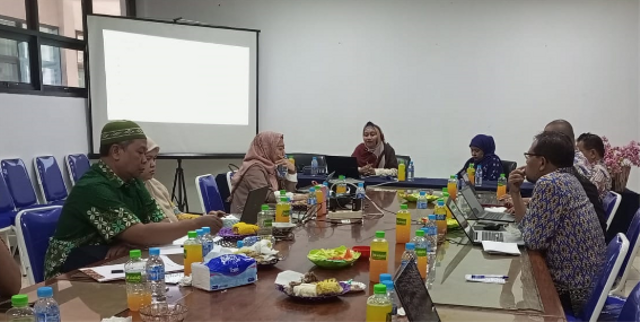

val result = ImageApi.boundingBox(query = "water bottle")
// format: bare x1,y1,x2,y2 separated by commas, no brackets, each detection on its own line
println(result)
381,280,400,322
311,157,319,175
257,204,274,238
34,287,59,322
308,187,317,205
242,236,261,247
7,294,35,322
400,243,417,269
124,249,150,311
353,182,366,211
146,247,166,304
416,191,428,218
195,228,204,245
201,227,214,256
475,165,483,187
407,161,415,182
423,214,438,273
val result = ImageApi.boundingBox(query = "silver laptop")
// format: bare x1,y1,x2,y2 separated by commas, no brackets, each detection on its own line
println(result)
458,185,515,222
447,198,523,245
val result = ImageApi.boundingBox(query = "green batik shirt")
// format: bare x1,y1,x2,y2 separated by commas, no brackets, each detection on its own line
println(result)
44,160,165,279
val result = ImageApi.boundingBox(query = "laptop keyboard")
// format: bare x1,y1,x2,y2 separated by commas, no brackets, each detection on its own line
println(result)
482,231,504,242
482,212,505,220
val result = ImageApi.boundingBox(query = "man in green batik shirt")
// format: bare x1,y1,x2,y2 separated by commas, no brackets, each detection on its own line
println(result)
44,120,224,279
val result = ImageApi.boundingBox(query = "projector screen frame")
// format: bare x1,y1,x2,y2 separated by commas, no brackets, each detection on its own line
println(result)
85,14,260,157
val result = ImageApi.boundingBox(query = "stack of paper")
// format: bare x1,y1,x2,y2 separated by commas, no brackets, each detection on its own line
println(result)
80,255,184,282
481,241,521,255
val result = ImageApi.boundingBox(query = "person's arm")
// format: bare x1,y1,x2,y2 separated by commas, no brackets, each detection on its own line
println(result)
520,179,560,250
508,168,528,221
117,217,215,246
384,144,399,169
0,237,21,297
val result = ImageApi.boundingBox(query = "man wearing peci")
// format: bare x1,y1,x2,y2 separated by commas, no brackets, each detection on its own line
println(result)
44,120,225,279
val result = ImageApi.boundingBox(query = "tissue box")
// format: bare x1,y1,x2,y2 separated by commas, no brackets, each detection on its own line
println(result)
192,254,258,292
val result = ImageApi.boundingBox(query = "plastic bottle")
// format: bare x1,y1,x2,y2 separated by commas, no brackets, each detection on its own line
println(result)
400,243,417,269
257,204,274,238
365,284,392,322
355,182,366,199
146,247,166,304
423,214,438,255
382,280,400,322
237,240,244,248
201,227,214,256
124,249,151,311
475,165,483,187
447,175,458,201
195,228,204,245
311,156,319,175
412,230,428,279
416,191,429,219
434,199,447,244
352,182,366,211
497,173,507,198
398,161,406,182
370,231,389,283
467,163,476,186
337,175,347,194
308,187,317,206
276,197,291,223
183,231,202,277
34,287,59,322
289,156,295,167
379,273,392,283
315,185,326,217
7,294,35,322
407,161,414,182
241,236,261,247
395,204,411,244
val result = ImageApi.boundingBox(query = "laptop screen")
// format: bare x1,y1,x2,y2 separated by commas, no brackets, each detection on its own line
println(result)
446,198,474,242
459,186,484,217
393,260,441,322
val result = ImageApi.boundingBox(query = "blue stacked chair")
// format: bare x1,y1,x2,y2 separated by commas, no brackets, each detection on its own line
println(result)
0,175,16,252
65,154,91,186
15,206,62,284
195,174,225,213
34,156,68,205
1,158,39,210
603,191,622,230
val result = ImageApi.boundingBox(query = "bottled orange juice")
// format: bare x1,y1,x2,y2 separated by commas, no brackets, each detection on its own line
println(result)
398,162,406,181
370,231,389,283
125,250,151,311
183,231,203,276
336,175,347,194
497,173,507,198
396,204,411,244
435,199,447,244
447,175,457,201
467,164,475,186
276,197,291,222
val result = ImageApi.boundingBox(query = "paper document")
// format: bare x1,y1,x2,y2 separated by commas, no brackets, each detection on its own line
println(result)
80,255,184,282
481,241,521,255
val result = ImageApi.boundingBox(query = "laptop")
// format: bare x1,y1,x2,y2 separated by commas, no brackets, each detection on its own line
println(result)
458,185,515,222
447,198,524,245
393,260,441,322
325,156,361,179
237,186,270,225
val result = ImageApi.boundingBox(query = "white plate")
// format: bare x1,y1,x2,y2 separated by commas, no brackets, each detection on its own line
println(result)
273,222,296,228
344,281,367,293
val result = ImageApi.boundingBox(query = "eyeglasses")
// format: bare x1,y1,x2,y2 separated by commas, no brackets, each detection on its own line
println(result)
523,152,544,159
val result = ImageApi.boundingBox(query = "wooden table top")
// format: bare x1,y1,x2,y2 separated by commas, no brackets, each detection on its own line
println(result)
16,188,566,322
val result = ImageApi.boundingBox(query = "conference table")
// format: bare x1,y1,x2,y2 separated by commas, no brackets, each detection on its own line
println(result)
7,188,566,322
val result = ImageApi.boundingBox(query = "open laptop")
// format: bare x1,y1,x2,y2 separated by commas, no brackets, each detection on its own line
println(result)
325,156,361,179
458,185,515,222
237,186,270,225
393,260,441,322
447,198,523,245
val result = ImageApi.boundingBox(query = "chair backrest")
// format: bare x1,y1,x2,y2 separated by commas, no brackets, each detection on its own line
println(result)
604,191,622,229
65,154,91,186
15,206,62,284
581,233,629,322
34,156,68,204
610,209,640,295
286,153,326,172
0,175,16,214
195,174,225,213
501,160,517,176
618,281,640,322
1,158,39,209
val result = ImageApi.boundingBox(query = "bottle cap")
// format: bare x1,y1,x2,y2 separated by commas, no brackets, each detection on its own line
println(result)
382,280,395,291
415,229,424,237
149,247,160,256
202,227,211,234
312,156,317,160
323,181,329,186
405,243,415,250
450,175,456,179
400,204,408,210
358,182,364,187
280,190,286,195
37,287,53,298
428,214,436,220
437,199,445,206
380,273,392,282
237,240,244,248
339,175,345,180
261,204,270,211
443,192,450,198
373,284,387,295
196,229,204,236
419,191,426,196
309,187,316,193
477,164,482,169
500,173,506,177
375,231,385,238
129,249,141,259
11,294,28,307
188,231,197,238
280,197,288,202
442,187,448,192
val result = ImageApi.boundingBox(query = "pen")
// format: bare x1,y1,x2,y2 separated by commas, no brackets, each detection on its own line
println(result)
471,274,508,279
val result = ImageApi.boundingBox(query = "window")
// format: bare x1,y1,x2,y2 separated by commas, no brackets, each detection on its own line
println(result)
0,0,136,96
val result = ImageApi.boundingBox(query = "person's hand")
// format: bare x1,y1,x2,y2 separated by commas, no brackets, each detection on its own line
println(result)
508,167,526,194
276,158,296,174
198,215,224,234
105,243,131,259
506,207,516,214
359,164,375,176
207,210,227,218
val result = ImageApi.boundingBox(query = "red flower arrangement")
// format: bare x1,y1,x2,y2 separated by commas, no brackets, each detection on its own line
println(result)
602,137,640,174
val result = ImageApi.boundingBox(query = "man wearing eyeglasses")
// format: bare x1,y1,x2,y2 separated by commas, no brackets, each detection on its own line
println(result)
509,131,605,316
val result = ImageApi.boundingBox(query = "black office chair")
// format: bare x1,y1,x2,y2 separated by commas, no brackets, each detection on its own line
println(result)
501,160,517,176
287,153,326,172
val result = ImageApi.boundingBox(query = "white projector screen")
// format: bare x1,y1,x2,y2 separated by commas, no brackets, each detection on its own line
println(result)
87,15,258,154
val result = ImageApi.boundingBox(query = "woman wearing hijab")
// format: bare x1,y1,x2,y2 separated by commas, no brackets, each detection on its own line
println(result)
141,138,200,222
352,122,399,176
230,131,303,214
457,134,503,181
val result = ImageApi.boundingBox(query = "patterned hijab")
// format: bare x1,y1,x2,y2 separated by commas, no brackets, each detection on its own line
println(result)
143,138,178,223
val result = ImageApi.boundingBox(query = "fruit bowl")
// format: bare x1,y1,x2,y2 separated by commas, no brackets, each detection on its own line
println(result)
307,246,361,269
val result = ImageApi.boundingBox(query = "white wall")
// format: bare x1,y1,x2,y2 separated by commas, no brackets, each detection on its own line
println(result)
138,0,640,190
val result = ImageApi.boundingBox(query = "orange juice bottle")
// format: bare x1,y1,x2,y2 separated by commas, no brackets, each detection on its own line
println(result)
412,229,428,279
435,199,447,244
497,173,507,199
447,175,457,201
396,204,411,243
467,164,475,186
398,161,406,181
125,249,151,311
370,231,389,283
276,197,291,222
183,231,203,276
336,175,347,194
315,185,327,217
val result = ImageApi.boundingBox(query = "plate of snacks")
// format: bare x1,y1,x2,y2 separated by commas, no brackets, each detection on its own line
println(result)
275,271,349,301
307,246,361,269
398,191,439,203
234,240,280,267
218,223,258,240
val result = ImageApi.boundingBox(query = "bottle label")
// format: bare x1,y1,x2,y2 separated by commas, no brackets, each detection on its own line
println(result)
415,247,427,257
282,209,290,218
147,266,165,281
263,218,273,227
435,214,446,221
396,218,408,226
371,251,387,260
308,198,317,205
125,271,142,284
417,201,428,209
37,313,61,322
429,227,438,235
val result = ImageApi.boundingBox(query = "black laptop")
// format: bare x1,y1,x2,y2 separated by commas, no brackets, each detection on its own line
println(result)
324,156,361,179
238,186,270,225
393,260,441,322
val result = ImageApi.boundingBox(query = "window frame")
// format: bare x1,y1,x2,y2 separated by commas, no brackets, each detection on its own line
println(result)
0,0,136,97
